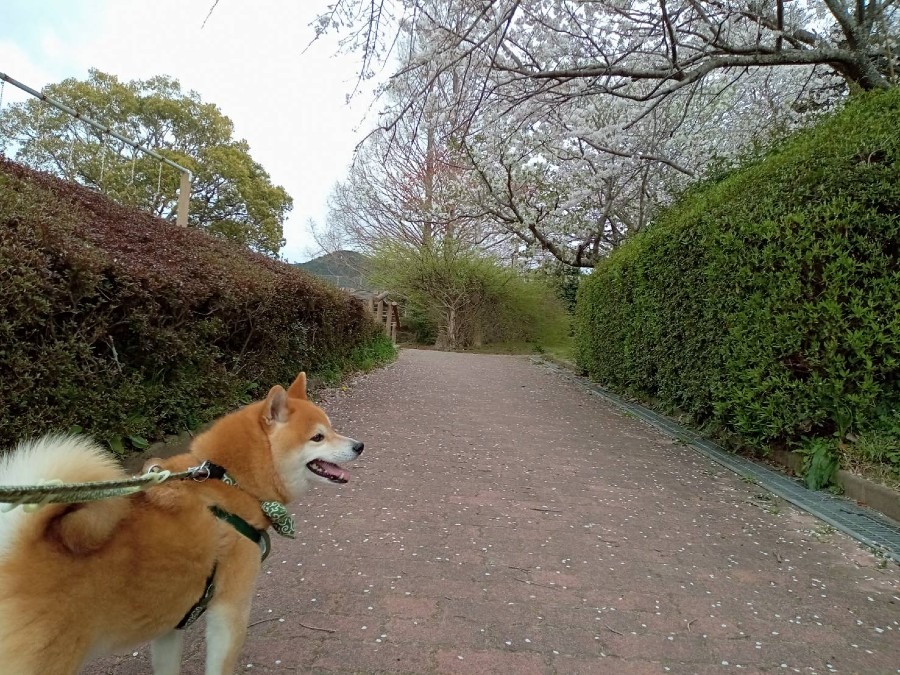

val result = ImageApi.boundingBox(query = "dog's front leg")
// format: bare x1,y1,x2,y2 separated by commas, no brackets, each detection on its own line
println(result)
151,629,185,675
203,544,259,675
203,596,252,675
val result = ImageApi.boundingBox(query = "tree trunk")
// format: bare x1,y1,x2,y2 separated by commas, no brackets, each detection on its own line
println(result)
446,306,457,350
473,320,484,348
434,327,449,350
423,124,434,248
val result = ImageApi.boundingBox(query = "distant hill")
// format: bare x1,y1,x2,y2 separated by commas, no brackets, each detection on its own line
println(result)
294,250,374,291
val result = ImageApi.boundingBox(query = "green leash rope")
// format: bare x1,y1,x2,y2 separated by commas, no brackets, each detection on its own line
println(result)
0,465,203,512
0,462,295,538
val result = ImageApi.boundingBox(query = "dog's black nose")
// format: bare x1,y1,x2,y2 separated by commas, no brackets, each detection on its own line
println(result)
352,441,364,455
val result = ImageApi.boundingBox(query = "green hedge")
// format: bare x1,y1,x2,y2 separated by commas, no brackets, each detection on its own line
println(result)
0,158,383,451
576,90,900,481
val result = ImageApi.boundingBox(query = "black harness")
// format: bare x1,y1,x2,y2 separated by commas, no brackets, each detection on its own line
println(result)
174,462,272,630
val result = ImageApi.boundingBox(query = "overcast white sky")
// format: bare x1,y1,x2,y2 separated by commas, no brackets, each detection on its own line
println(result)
0,0,376,262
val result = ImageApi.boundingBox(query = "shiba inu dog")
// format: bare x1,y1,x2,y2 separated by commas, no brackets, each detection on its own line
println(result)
0,372,363,674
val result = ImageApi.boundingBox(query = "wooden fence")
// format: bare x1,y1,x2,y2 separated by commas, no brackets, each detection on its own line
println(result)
343,289,401,344
370,292,401,344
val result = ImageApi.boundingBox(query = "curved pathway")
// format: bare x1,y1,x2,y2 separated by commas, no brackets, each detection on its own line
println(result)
88,349,899,674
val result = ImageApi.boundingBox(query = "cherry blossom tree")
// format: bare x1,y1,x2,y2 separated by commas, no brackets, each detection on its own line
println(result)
320,0,897,104
315,0,897,266
321,48,515,256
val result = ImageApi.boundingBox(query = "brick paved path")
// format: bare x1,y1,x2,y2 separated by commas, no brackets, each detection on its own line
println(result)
88,350,899,674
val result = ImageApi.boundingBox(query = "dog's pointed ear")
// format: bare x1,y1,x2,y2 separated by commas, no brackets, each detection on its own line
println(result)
287,372,308,400
263,385,290,425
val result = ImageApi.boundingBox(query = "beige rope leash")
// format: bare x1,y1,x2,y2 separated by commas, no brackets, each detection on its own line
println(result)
0,463,213,512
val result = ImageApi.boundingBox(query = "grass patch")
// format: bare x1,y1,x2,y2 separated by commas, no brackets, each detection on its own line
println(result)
412,334,574,358
544,338,575,363
839,430,900,489
311,334,398,385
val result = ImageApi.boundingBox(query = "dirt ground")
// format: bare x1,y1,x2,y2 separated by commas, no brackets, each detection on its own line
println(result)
85,349,899,674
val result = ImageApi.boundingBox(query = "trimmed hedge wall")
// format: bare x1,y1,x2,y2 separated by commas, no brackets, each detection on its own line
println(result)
576,90,900,471
0,158,381,451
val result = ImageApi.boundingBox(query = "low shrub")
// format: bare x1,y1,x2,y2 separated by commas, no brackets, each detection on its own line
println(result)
372,242,570,351
0,158,384,452
576,90,900,485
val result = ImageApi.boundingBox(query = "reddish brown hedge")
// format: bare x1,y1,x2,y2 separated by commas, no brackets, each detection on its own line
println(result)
0,157,378,450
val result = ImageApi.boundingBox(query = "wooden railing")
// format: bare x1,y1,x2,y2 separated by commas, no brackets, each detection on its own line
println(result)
369,292,401,344
340,288,402,344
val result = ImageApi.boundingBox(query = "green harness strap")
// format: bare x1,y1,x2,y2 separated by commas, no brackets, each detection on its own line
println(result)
174,458,294,630
210,505,272,561
175,506,271,630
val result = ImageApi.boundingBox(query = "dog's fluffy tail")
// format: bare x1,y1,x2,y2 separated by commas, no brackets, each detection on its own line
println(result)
0,434,131,557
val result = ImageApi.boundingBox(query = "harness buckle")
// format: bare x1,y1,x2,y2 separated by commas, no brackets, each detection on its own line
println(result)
191,461,212,482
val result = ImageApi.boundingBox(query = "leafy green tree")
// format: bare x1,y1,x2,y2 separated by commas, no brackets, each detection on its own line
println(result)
532,260,583,314
373,240,569,351
0,69,291,255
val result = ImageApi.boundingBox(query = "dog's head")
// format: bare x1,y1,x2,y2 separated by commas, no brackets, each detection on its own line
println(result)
261,372,363,500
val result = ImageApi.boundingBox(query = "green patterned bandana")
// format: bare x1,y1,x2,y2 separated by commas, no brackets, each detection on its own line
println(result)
220,469,295,538
261,500,296,538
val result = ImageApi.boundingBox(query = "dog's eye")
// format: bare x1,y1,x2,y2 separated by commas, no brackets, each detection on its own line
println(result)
311,433,324,442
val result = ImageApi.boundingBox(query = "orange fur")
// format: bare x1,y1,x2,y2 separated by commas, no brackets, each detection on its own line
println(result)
0,372,363,674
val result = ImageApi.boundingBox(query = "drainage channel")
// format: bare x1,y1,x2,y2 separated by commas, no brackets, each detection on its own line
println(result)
540,360,900,564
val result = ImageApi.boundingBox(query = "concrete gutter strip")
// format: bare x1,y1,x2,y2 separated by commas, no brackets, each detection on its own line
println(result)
768,449,899,522
836,470,900,522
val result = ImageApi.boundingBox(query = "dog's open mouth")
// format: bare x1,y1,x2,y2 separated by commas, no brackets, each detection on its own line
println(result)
306,459,349,484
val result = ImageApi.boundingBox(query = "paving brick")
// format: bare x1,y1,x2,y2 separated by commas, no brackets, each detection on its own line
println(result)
80,351,900,674
382,595,440,619
312,640,435,673
434,648,547,675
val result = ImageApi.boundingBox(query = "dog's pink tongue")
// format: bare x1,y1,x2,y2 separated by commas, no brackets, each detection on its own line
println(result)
310,459,350,482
